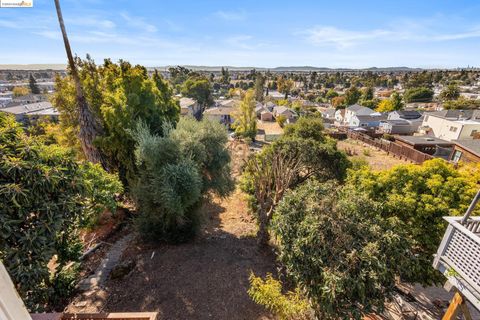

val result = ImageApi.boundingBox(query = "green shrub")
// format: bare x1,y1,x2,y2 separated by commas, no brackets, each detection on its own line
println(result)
362,148,371,156
272,180,415,319
133,118,233,242
0,113,121,311
248,273,312,320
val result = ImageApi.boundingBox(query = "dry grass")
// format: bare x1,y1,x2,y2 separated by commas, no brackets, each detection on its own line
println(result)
337,138,408,170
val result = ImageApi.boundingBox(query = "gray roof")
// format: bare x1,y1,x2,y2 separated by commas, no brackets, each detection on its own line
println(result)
427,109,480,121
383,119,411,125
0,102,55,115
453,139,480,156
321,109,336,117
274,106,294,114
355,114,388,122
346,104,366,112
394,110,422,119
396,135,453,146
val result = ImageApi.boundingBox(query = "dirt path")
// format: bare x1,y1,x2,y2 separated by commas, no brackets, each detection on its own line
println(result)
68,142,276,319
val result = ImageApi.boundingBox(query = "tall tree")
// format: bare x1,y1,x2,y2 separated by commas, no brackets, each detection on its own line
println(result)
181,76,214,110
29,74,40,94
54,0,104,165
234,89,257,140
254,73,265,102
242,118,350,246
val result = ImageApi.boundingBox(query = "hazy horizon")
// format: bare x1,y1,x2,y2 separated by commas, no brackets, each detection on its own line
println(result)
1,0,480,68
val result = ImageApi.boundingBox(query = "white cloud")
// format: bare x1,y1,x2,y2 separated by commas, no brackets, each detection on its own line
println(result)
302,23,480,48
120,12,157,33
303,26,392,48
214,10,246,21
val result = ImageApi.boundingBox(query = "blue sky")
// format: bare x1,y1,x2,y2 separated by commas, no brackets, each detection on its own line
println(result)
1,0,480,68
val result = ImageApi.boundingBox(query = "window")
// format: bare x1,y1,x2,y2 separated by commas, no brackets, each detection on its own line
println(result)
449,126,458,132
470,130,478,137
452,150,462,163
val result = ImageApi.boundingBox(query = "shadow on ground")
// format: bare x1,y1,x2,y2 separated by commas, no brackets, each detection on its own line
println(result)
69,195,277,320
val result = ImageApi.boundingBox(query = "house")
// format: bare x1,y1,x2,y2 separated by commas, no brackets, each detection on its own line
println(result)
264,101,277,111
421,110,480,141
350,113,387,128
344,104,375,125
260,110,274,122
388,110,422,121
179,97,201,118
379,119,419,135
395,135,454,156
0,101,59,124
273,106,296,120
451,140,480,163
203,107,236,127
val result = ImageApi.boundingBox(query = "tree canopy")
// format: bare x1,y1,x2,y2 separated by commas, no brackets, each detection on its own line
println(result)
273,180,415,319
346,159,480,285
0,113,121,311
403,87,434,103
52,58,180,186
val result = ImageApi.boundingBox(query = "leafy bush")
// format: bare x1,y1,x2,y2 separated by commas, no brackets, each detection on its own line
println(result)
272,180,415,319
347,158,480,285
248,273,312,320
0,114,121,311
133,118,233,242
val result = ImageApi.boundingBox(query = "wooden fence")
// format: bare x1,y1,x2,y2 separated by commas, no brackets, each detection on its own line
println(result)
346,131,433,164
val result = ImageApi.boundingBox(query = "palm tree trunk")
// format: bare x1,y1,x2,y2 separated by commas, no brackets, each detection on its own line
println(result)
54,0,104,165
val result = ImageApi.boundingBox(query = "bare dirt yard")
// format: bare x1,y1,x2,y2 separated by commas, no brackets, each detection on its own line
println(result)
67,142,276,320
337,138,408,170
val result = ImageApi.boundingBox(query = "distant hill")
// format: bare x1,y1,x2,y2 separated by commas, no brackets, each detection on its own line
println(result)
153,65,424,72
0,64,427,72
0,64,66,70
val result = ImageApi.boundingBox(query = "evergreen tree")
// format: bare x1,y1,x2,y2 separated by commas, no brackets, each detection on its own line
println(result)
29,74,40,94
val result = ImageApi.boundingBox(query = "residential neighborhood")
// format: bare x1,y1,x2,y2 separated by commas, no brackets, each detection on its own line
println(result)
2,1,480,320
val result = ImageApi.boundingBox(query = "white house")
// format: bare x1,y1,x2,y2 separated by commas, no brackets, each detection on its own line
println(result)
344,104,375,126
273,106,296,120
421,110,480,141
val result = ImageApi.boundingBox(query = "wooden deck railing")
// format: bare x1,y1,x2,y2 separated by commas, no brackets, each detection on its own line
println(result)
433,216,480,312
346,131,434,164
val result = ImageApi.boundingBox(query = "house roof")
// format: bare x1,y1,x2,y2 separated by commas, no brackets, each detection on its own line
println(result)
204,107,236,116
0,102,55,115
427,109,480,121
274,106,293,114
383,119,411,125
395,110,422,119
396,135,453,146
355,114,388,122
347,104,373,113
321,109,336,117
453,139,480,156
179,97,197,108
215,99,237,108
